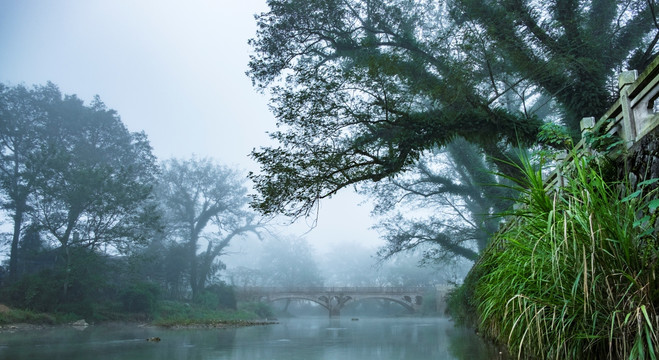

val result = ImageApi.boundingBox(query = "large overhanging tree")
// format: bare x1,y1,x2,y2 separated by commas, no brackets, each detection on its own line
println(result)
367,89,557,263
248,0,657,218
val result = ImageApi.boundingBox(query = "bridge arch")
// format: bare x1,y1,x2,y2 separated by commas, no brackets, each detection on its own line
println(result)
345,295,420,313
239,287,425,317
266,294,334,312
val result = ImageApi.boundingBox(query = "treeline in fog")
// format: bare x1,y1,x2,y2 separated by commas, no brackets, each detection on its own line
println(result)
0,82,450,321
0,82,268,319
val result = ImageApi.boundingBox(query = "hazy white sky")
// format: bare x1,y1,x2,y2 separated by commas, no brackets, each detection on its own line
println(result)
0,0,383,253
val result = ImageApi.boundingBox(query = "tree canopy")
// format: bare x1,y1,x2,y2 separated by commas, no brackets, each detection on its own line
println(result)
366,138,514,263
32,94,158,254
156,157,265,300
0,83,159,283
248,0,657,218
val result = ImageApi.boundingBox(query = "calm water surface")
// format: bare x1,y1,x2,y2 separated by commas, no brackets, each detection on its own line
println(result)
0,317,502,359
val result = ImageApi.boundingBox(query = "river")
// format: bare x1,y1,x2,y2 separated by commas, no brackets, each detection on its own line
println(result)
0,317,502,359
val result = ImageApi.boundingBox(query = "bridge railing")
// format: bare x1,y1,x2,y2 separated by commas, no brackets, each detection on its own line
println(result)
473,57,659,273
235,286,429,294
544,56,659,192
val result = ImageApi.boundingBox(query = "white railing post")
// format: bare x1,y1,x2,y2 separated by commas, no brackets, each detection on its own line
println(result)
580,117,595,138
619,70,639,148
554,151,568,191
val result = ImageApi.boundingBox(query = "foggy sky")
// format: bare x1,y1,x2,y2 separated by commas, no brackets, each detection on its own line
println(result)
0,0,382,254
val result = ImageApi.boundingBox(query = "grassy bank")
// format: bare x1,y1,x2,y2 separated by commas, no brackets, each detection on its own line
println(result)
0,305,60,326
0,300,270,329
450,154,659,359
151,300,266,327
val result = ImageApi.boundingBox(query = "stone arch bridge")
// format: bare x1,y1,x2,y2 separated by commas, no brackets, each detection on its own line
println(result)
236,287,426,317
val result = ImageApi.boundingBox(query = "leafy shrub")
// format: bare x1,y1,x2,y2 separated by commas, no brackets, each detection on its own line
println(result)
10,248,115,316
0,307,56,325
240,302,274,319
1,270,64,313
120,281,160,314
199,283,237,310
195,291,219,310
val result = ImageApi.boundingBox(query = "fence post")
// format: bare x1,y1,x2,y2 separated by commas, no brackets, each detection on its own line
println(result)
619,70,638,147
580,116,595,156
554,151,567,191
580,117,595,137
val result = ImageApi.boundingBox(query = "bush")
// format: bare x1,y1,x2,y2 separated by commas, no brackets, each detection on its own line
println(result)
239,302,274,319
1,270,64,313
3,248,118,317
195,291,219,310
198,283,237,310
0,307,57,325
120,282,160,314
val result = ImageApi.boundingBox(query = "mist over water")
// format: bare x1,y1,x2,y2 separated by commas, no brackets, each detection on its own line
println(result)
0,318,500,360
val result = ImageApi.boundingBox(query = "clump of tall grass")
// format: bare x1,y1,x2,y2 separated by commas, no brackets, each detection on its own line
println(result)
151,300,259,327
475,153,658,359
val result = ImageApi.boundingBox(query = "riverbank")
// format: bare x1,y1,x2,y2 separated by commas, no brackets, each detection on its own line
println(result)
157,319,277,329
0,320,278,335
0,302,274,332
0,303,59,327
0,322,54,332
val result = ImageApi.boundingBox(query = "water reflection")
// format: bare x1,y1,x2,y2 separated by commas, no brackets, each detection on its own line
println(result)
0,318,499,360
446,323,506,359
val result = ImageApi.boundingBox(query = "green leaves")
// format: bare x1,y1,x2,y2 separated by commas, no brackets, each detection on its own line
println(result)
156,157,264,299
248,0,549,217
469,152,659,359
620,177,659,233
621,190,643,203
0,82,159,252
649,199,659,212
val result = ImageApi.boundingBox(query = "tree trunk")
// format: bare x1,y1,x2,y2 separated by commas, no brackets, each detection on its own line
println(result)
190,243,199,300
62,244,71,299
60,214,78,301
8,208,24,282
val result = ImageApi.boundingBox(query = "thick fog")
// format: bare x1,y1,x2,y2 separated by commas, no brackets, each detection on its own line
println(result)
0,0,382,258
0,3,476,318
222,235,470,288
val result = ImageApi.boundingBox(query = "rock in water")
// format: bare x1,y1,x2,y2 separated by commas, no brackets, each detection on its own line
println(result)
71,320,88,327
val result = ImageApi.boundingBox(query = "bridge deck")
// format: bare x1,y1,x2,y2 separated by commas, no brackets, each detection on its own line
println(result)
235,286,453,317
236,286,427,295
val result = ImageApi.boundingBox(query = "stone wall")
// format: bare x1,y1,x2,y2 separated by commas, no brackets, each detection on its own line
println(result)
624,125,659,191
